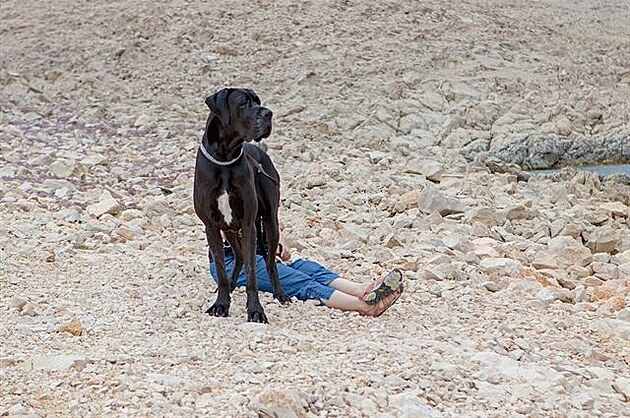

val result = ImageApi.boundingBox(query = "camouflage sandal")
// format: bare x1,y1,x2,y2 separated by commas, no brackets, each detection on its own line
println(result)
373,284,404,318
363,269,403,305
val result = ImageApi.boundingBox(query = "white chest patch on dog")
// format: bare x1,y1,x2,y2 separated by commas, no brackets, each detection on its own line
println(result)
217,191,233,225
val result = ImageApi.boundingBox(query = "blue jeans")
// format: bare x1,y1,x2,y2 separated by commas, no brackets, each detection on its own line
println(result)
209,252,338,301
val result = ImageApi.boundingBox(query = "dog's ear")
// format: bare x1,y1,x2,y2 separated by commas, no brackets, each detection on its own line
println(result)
205,88,232,125
243,88,261,105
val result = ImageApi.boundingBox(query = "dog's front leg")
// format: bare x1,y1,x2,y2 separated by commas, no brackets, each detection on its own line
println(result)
241,223,268,323
224,230,243,292
205,225,231,317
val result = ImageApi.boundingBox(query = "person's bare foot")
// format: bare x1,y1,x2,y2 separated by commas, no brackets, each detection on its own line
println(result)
361,280,376,297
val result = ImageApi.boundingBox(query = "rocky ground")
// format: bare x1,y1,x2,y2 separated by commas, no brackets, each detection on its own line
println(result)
1,0,629,416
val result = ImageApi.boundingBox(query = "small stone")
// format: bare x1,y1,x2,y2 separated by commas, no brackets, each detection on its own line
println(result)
557,277,576,290
591,319,630,341
554,288,574,303
591,262,619,281
612,377,630,401
399,190,419,209
531,253,559,270
505,205,536,220
9,296,28,310
59,318,84,336
574,285,587,303
600,201,629,218
465,207,505,227
87,191,121,218
7,403,28,416
116,226,138,241
50,159,76,178
568,265,591,279
29,355,88,371
407,159,445,182
483,281,501,292
441,234,472,252
157,128,170,139
422,264,454,281
585,228,618,254
472,237,501,258
546,236,593,268
584,276,604,287
120,208,143,221
43,251,56,262
592,253,610,263
584,210,610,226
555,116,572,136
55,208,82,223
536,288,556,303
479,258,522,276
251,388,306,418
0,164,18,178
417,188,465,216
559,223,584,239
389,391,440,416
616,308,630,322
80,154,108,167
607,296,626,313
134,114,152,128
384,234,402,248
366,151,388,164
509,348,525,361
20,302,39,317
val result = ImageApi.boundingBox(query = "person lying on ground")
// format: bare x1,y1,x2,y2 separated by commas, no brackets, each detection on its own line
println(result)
208,232,404,317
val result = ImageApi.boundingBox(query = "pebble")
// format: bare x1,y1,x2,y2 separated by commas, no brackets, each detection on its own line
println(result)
27,355,88,372
7,404,28,416
546,236,593,268
59,318,85,336
479,258,522,276
417,188,465,216
482,281,501,292
87,191,121,218
50,159,76,178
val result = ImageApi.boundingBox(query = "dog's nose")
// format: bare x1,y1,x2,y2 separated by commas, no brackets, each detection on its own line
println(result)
261,108,272,119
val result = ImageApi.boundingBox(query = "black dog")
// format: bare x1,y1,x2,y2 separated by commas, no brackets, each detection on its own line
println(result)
193,88,290,323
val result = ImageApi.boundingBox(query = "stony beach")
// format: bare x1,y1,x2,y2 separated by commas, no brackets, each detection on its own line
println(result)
1,0,629,416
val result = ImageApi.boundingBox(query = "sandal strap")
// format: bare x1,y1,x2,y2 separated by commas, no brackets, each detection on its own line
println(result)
363,269,403,305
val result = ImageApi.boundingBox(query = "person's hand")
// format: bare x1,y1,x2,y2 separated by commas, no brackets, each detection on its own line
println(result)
277,242,291,261
277,232,291,261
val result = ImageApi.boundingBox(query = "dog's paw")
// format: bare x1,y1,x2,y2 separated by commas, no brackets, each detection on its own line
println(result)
247,308,268,324
273,291,292,305
206,302,230,317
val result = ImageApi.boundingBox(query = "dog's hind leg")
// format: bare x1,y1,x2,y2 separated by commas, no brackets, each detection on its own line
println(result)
263,213,291,304
241,223,268,323
224,230,243,292
205,225,231,317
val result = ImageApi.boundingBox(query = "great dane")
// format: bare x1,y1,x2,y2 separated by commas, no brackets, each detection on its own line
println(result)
193,88,290,323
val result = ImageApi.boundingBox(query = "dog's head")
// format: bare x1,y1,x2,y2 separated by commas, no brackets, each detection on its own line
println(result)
205,88,272,142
